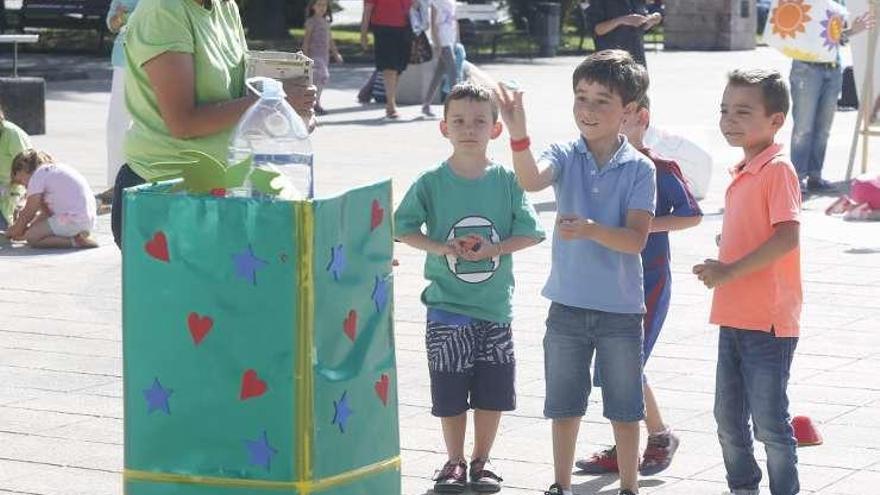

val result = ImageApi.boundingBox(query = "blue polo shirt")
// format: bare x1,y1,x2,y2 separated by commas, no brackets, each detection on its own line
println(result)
540,136,656,314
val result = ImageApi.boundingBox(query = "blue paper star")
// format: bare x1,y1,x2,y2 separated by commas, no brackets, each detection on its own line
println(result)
332,391,353,433
143,378,172,415
372,275,388,313
327,244,346,281
232,245,269,285
244,430,278,471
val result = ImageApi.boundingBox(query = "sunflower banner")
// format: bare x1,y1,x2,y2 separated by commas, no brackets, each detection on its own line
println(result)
764,0,849,63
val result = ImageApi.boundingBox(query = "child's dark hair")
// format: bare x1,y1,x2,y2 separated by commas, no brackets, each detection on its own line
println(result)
11,149,53,179
727,69,790,117
572,49,649,105
443,82,499,121
306,0,333,22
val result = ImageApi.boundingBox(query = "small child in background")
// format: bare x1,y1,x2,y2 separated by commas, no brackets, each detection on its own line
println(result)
303,0,343,115
6,149,98,249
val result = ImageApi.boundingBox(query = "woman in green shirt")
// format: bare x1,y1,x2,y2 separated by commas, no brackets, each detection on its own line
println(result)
0,106,32,231
111,0,317,248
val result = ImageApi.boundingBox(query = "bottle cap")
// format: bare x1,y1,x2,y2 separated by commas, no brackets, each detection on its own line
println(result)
245,76,286,100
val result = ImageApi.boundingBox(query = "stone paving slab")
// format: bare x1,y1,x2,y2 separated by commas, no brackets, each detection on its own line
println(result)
1,46,879,495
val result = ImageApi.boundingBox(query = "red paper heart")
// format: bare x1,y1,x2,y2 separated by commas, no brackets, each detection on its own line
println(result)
374,373,390,406
343,310,357,341
145,232,169,262
370,199,384,231
240,369,268,400
187,312,213,345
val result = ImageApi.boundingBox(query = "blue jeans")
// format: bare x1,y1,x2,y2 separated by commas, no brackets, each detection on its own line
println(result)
789,60,842,181
543,302,644,421
715,327,799,495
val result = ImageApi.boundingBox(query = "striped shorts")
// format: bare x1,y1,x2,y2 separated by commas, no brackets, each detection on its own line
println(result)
425,309,516,417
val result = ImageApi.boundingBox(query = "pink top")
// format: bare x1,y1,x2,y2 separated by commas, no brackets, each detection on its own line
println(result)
27,163,96,226
710,143,802,337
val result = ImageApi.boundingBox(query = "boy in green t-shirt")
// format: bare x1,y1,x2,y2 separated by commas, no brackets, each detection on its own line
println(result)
394,83,545,494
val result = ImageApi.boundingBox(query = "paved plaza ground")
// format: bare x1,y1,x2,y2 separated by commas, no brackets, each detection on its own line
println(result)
0,46,879,494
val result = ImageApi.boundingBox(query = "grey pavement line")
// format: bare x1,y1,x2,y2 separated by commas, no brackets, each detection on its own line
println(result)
2,403,120,420
821,404,874,424
2,364,120,379
0,287,121,299
0,328,119,343
0,427,121,448
0,314,115,325
0,455,119,474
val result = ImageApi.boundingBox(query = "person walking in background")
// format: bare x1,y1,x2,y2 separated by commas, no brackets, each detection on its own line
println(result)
789,9,875,192
420,0,457,117
303,0,343,116
102,0,139,207
587,0,661,68
361,0,413,119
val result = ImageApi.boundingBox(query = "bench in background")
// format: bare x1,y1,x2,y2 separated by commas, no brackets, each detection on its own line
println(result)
16,0,110,50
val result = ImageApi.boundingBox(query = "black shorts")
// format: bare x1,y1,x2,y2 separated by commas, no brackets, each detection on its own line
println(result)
372,25,411,73
425,310,516,417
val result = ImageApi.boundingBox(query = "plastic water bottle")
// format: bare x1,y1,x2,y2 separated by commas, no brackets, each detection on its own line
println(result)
228,76,313,200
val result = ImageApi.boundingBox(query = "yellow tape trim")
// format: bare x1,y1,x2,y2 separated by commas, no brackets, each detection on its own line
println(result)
124,470,306,490
123,456,400,491
309,456,400,491
295,201,316,486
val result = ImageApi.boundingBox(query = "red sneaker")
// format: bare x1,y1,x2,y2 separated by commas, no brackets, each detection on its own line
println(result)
575,446,618,474
639,429,680,476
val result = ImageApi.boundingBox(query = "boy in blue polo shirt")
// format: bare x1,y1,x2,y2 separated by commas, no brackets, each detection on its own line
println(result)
497,49,655,495
577,94,702,477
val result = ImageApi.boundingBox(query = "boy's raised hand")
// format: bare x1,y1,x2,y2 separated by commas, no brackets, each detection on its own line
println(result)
495,84,528,139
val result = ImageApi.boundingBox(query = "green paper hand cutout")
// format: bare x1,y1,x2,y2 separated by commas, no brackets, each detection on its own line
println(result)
150,150,282,196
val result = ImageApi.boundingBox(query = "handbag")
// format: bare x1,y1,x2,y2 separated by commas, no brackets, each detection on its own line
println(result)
410,31,433,64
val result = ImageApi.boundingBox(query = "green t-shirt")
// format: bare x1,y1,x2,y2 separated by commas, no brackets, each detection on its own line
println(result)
0,120,31,224
123,0,247,181
394,163,546,323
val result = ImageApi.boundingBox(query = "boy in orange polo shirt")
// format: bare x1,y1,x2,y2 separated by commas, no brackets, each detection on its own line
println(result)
693,69,801,495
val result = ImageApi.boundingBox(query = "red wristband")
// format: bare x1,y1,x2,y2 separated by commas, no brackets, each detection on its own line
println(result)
510,136,531,152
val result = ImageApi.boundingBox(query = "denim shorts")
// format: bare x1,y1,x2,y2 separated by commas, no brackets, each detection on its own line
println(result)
426,308,516,417
543,302,645,422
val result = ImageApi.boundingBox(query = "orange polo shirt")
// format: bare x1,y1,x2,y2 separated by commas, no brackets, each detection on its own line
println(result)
710,143,802,337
